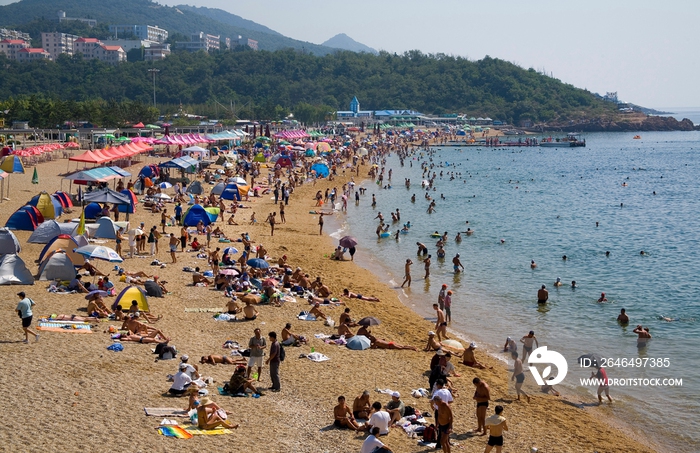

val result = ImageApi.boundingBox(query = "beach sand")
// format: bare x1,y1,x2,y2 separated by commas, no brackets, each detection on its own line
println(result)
0,151,658,452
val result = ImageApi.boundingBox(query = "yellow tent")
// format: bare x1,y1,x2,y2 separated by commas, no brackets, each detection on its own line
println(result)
112,285,150,312
35,192,57,220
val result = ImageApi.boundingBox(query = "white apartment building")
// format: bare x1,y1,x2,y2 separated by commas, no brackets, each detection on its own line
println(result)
42,32,79,59
0,39,29,59
144,43,171,61
109,24,168,43
176,32,220,52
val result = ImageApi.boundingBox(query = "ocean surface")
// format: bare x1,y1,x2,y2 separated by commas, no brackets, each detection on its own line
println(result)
331,131,700,452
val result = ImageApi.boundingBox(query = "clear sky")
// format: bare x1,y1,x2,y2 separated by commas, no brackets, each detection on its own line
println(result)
2,0,697,109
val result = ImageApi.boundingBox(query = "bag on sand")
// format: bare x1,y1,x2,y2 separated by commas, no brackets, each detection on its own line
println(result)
423,424,437,442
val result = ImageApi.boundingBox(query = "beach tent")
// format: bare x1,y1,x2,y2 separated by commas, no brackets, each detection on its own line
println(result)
118,189,137,214
182,204,211,227
0,228,22,254
113,285,149,311
211,181,226,196
83,203,103,219
28,220,78,243
0,254,34,285
38,234,85,266
253,152,266,163
53,191,74,208
220,183,241,201
84,189,131,206
203,207,220,222
276,156,293,168
5,205,44,231
93,217,118,239
187,181,204,195
37,250,77,281
310,163,330,178
139,164,159,179
29,192,63,220
73,234,89,248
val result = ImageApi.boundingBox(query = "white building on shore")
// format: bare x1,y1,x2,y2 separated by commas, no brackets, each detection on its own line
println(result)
109,24,168,43
42,32,79,59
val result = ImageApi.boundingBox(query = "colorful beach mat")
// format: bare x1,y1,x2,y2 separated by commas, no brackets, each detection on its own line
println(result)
185,426,236,436
37,322,93,333
157,425,193,439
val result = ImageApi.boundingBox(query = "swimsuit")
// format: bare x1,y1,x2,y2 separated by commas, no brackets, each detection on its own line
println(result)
488,435,504,447
477,401,489,408
516,373,526,384
537,299,547,304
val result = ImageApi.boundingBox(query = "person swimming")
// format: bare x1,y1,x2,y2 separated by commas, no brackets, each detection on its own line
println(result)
554,277,563,287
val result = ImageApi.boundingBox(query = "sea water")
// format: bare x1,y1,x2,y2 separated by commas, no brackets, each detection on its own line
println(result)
333,131,699,452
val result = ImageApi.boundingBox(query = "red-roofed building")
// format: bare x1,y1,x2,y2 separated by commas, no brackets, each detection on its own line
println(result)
0,38,29,59
73,37,102,57
72,37,125,64
97,45,126,63
16,47,51,62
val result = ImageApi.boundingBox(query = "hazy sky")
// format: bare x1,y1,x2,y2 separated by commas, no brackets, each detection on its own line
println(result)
2,0,698,108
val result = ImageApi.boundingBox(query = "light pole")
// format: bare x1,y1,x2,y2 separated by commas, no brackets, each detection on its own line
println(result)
148,68,159,107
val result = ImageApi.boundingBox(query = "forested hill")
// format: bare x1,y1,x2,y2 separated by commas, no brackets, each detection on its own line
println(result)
0,49,616,125
0,0,337,54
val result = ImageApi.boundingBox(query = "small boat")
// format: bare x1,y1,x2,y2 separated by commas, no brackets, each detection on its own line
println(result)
539,133,586,148
633,135,641,139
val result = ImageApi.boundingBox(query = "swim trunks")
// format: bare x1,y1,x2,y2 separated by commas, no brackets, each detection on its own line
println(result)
440,322,447,327
477,401,489,408
516,373,526,384
453,265,459,271
537,299,547,304
488,435,504,446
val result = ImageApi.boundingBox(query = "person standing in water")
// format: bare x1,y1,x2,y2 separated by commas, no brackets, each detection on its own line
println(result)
424,255,432,279
537,285,548,304
452,254,464,273
520,331,538,362
401,259,413,288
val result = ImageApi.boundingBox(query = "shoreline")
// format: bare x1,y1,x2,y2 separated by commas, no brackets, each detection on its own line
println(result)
0,154,662,453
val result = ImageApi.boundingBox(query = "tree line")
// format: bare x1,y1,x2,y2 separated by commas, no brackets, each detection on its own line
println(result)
0,48,617,127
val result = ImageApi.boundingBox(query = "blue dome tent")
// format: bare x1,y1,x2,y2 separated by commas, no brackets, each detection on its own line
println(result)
182,204,211,227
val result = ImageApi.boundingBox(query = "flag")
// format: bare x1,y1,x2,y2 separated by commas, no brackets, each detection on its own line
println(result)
31,167,38,184
76,208,86,235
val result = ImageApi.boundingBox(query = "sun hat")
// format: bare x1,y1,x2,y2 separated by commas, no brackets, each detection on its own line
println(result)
391,391,400,398
469,342,477,349
199,397,213,406
428,331,435,336
179,363,188,370
181,355,189,362
436,349,446,356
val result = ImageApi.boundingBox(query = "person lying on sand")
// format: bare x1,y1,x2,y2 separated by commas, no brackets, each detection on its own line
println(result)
342,289,380,302
307,294,344,306
369,335,418,351
78,260,107,277
119,333,163,344
462,343,492,369
196,398,239,430
200,355,247,365
45,314,99,322
121,314,169,341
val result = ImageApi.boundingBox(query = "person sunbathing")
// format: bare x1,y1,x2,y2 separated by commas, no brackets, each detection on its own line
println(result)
121,314,169,341
342,289,380,302
185,386,201,411
199,355,247,365
196,399,238,430
281,323,306,346
369,335,417,351
243,300,259,320
113,306,126,321
46,314,99,322
424,331,442,352
211,226,224,236
337,322,355,339
192,267,213,285
78,260,108,277
129,301,161,323
119,333,162,343
118,269,151,278
87,299,111,318
309,303,329,321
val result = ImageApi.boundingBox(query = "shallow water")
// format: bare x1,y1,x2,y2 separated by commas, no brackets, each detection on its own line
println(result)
335,131,700,452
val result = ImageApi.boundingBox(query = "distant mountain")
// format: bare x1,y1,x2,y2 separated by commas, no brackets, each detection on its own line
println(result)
322,33,377,54
0,0,338,55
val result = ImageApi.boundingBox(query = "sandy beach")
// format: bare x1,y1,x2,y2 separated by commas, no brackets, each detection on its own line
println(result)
0,147,659,453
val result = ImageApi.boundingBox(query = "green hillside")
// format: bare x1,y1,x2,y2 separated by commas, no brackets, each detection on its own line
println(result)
0,48,617,127
174,4,282,37
0,0,337,54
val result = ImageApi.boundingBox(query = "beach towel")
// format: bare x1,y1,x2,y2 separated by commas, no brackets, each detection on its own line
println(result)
307,352,330,362
144,408,189,418
158,425,193,439
185,426,236,436
185,307,225,313
298,314,316,321
217,387,249,398
37,322,93,333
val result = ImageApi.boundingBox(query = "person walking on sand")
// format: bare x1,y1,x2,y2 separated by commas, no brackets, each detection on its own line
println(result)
473,377,490,435
433,303,449,341
16,292,38,343
160,209,168,233
266,212,276,236
511,352,530,402
537,284,548,304
401,259,413,288
279,202,286,223
520,331,538,362
169,233,179,263
318,212,328,235
592,365,613,404
484,405,508,453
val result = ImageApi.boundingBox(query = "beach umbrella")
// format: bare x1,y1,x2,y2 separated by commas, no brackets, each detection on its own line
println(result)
152,193,171,200
317,142,331,153
246,258,269,269
357,316,381,327
339,236,358,248
0,155,25,198
31,167,38,184
263,278,278,287
219,269,239,276
223,246,239,255
158,182,173,189
85,290,108,300
346,335,371,350
577,353,604,368
75,245,123,263
229,176,247,185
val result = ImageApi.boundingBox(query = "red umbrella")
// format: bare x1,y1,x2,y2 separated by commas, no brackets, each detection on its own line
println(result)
263,278,278,287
